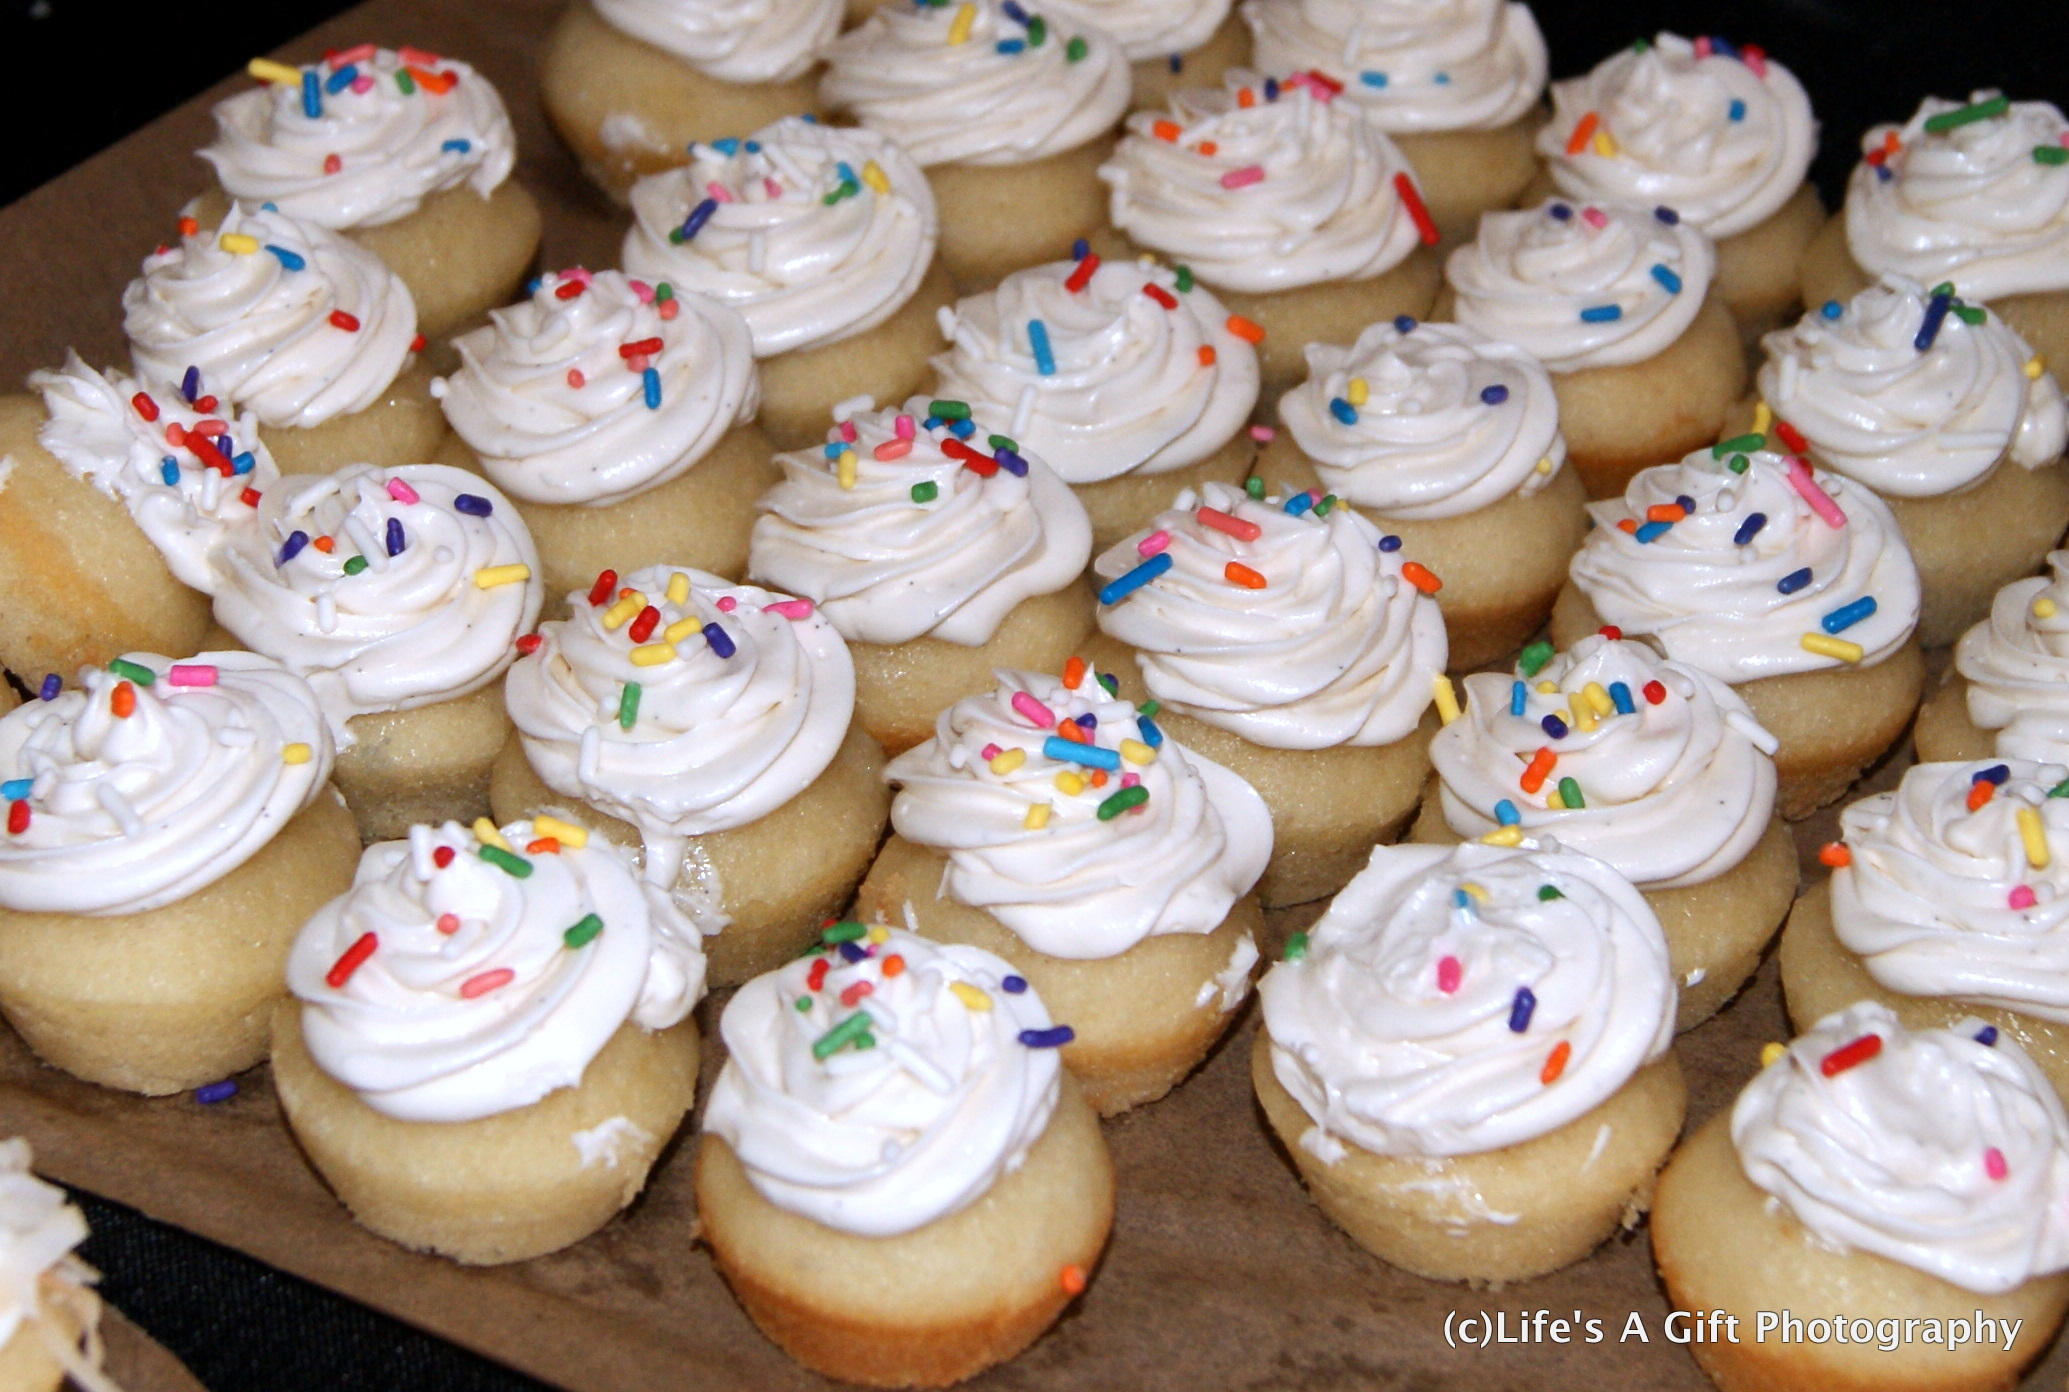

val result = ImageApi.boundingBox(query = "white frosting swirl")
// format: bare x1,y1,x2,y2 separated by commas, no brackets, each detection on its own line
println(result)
123,205,417,431
1260,839,1675,1157
1241,0,1546,134
1101,75,1427,294
593,0,840,83
287,818,706,1123
0,652,332,916
621,120,937,357
1760,274,2067,498
819,1,1131,168
704,927,1059,1236
1277,319,1564,518
884,669,1271,958
1733,1000,2069,1294
1568,446,1922,681
1845,93,2069,304
1447,199,1717,371
1093,480,1445,747
1958,556,2069,764
1432,635,1777,889
928,258,1259,484
1043,0,1227,62
749,400,1091,646
201,47,518,230
211,464,542,734
437,269,758,507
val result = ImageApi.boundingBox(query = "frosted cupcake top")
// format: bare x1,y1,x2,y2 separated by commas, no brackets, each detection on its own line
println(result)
1734,1001,2069,1294
436,268,759,507
124,205,418,431
749,398,1091,647
211,464,542,734
1261,840,1674,1159
704,927,1060,1236
1043,0,1228,62
1537,34,1815,240
593,0,841,83
819,0,1131,168
1432,634,1777,890
1093,480,1446,748
884,668,1271,958
1568,445,1921,682
1845,93,2069,303
1240,0,1546,134
621,119,937,357
1447,199,1716,371
1101,73,1432,294
1277,318,1565,518
1759,275,2066,498
203,45,518,230
0,653,332,917
1958,555,2069,765
0,1141,100,1384
928,256,1259,485
288,818,707,1123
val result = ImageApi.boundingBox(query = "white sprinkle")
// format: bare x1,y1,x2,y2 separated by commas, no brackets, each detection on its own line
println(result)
1011,384,1036,438
935,304,958,341
578,724,602,784
342,514,386,570
287,475,341,518
830,394,874,424
315,591,337,634
96,784,142,837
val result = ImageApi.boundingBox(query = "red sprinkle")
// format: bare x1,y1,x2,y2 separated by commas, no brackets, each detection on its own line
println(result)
433,845,456,868
627,605,661,644
1820,1033,1882,1077
807,957,830,992
587,569,618,607
460,968,514,999
1060,1265,1087,1296
515,633,543,655
326,932,379,989
1642,680,1667,705
1196,506,1261,541
1142,283,1178,310
409,333,426,354
176,216,199,237
130,392,159,422
526,837,560,855
5,801,26,836
1393,171,1439,245
397,44,444,66
839,980,875,1007
619,337,664,359
238,487,262,508
1597,625,1622,640
193,395,218,413
1775,419,1808,454
436,913,460,935
323,153,343,175
1152,119,1181,142
555,280,584,300
188,433,235,476
1063,253,1100,294
1818,842,1852,868
942,438,998,476
329,310,361,332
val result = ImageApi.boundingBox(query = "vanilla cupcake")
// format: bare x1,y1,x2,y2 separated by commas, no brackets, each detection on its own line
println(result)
494,565,888,987
1442,199,1743,498
1264,317,1586,666
1921,557,2069,765
433,268,769,602
1254,839,1683,1283
927,255,1260,549
199,45,541,336
0,652,356,1094
0,1141,113,1392
820,1,1131,290
859,669,1270,1113
699,927,1111,1387
749,399,1093,753
1242,0,1549,244
1759,275,2069,646
1046,0,1249,106
1653,1002,2069,1392
275,817,706,1264
210,463,543,841
621,118,952,449
539,0,838,201
1556,444,1924,817
1100,73,1441,393
1414,633,1796,1028
122,204,441,475
1088,479,1444,905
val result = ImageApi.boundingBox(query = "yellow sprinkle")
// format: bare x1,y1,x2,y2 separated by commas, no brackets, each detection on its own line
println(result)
601,595,643,630
2028,355,2048,381
2036,597,2058,620
218,233,260,255
868,925,890,944
1431,674,1460,726
1119,738,1155,766
473,817,512,852
1535,456,1554,475
280,742,311,765
666,572,690,606
1760,1041,1787,1068
663,616,701,644
1024,802,1051,830
1752,400,1773,436
837,449,857,490
474,563,531,589
2019,806,2051,869
630,643,676,666
1537,680,1558,694
1591,129,1617,157
946,1,976,43
247,57,305,86
1345,377,1369,407
990,747,1027,774
949,980,992,1011
1459,882,1487,902
1055,772,1087,796
532,814,589,848
1582,681,1614,716
1545,788,1565,811
1799,632,1864,663
1479,825,1524,847
1568,693,1597,733
860,160,890,195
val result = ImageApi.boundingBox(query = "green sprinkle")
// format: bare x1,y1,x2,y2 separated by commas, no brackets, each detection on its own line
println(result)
1283,931,1309,962
1138,699,1160,717
822,920,868,944
1728,454,1750,474
1065,34,1087,61
1174,264,1194,292
1096,786,1149,820
343,555,369,575
395,69,415,95
1712,432,1766,457
1517,640,1554,678
1924,95,2009,133
1244,475,1265,499
1537,884,1562,901
1026,14,1044,44
1929,281,1957,298
1097,672,1118,695
1557,776,1584,810
106,658,156,686
911,480,939,503
853,1032,877,1050
479,844,532,878
1631,37,1649,51
987,433,1019,452
654,283,674,302
1953,303,1987,325
2051,778,2069,799
812,1011,874,1060
822,180,860,205
563,913,604,948
618,681,641,730
795,996,813,1012
1313,494,1336,517
928,399,971,420
2037,146,2069,166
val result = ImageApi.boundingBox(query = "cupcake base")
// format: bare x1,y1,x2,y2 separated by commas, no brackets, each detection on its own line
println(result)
1216,248,1445,399
1912,674,1995,764
1395,114,1550,249
1074,431,1255,555
696,1069,1112,1389
1128,12,1251,109
1891,460,2069,648
0,1290,86,1392
932,141,1116,293
256,356,448,476
1714,184,1827,344
335,681,515,843
757,260,958,452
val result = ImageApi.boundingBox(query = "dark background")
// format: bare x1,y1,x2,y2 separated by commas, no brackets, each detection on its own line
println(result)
5,0,2063,1387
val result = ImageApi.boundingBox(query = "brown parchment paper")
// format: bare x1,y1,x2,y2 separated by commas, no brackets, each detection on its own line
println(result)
101,1309,208,1392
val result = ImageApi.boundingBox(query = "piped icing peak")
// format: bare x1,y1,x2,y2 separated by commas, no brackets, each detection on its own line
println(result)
593,0,841,83
1958,555,2069,765
1044,0,1229,63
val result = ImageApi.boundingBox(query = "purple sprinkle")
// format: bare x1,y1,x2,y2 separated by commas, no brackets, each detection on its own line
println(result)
38,674,60,701
453,493,493,517
1548,203,1572,220
1001,975,1028,993
1392,315,1416,333
1675,494,1696,514
703,623,736,659
995,449,1028,477
1975,763,2012,786
1019,1025,1075,1048
838,940,868,963
385,517,405,557
678,197,718,241
1378,535,1402,552
1508,986,1536,1032
277,530,310,566
1977,1026,1999,1046
180,365,201,403
194,1080,238,1104
1480,384,1509,406
1655,205,1680,224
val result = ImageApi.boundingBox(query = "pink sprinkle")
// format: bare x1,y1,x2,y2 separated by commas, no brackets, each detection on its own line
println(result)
2059,132,2069,149
459,967,514,999
1137,529,1171,558
1581,205,1607,228
1693,35,1712,57
1741,47,1767,78
981,744,1002,763
1220,165,1266,190
2011,884,2038,910
566,267,594,286
331,42,378,65
1436,955,1461,994
874,439,912,461
350,74,374,94
764,177,783,199
1785,457,1848,528
567,368,585,389
435,913,460,935
712,595,737,612
706,181,733,203
167,664,218,687
839,419,858,443
628,279,653,303
1248,424,1276,443
1010,691,1055,729
1120,772,1140,788
894,414,915,441
657,300,679,320
1985,1147,2008,1181
762,598,814,619
385,477,420,505
625,353,651,373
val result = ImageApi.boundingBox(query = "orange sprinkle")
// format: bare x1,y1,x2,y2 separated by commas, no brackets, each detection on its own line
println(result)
1968,780,1996,812
1520,747,1556,795
1089,769,1108,788
526,837,561,855
1540,1040,1572,1085
1616,518,1638,534
1645,503,1686,523
1400,561,1442,594
176,216,198,237
1152,119,1180,142
312,535,335,553
1197,345,1217,367
1235,87,1254,108
1565,111,1600,157
1818,842,1851,868
1225,315,1265,343
110,681,136,719
1060,1264,1087,1296
1053,718,1090,745
881,954,905,978
1196,141,1217,156
1225,561,1267,589
1062,655,1086,690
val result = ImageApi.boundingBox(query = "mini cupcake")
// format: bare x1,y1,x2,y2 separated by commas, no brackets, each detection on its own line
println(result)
1801,93,2069,374
1556,444,1924,818
1758,275,2069,646
1254,839,1683,1284
1653,1002,2069,1392
1100,73,1441,394
1242,0,1549,244
1046,0,1249,107
210,463,543,841
0,1141,112,1392
539,0,838,201
1442,199,1743,498
1532,34,1822,340
123,204,442,475
1921,556,2069,765
274,817,706,1264
199,45,541,336
1413,633,1797,1029
433,268,769,601
749,399,1093,754
926,255,1260,549
1263,317,1586,667
699,927,1111,1387
494,564,888,987
859,668,1271,1113
819,1,1131,289
1087,479,1445,906
0,652,356,1094
621,118,953,449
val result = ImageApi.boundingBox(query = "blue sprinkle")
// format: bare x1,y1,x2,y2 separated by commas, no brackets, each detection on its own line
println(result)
1608,681,1635,715
1634,519,1672,543
0,779,30,800
277,530,310,566
1655,205,1680,224
947,418,975,439
799,113,818,123
1977,1025,1999,1046
1728,98,1746,122
526,277,542,295
1378,535,1402,552
1070,238,1089,260
324,64,357,94
231,451,255,476
1821,596,1877,634
1045,736,1120,770
1734,512,1767,545
1028,318,1056,376
1650,264,1683,294
441,138,471,154
1510,681,1527,716
180,366,201,403
1264,78,1279,101
1019,1025,1075,1048
1508,986,1536,1033
1360,71,1388,88
823,443,845,459
1777,567,1812,594
301,69,321,119
1976,763,2011,786
1328,397,1358,425
1494,798,1520,826
1480,384,1509,405
702,623,736,659
1099,552,1171,605
1453,888,1473,910
996,448,1028,476
1541,714,1569,740
1915,292,1953,351
1821,299,1844,319
1875,164,1893,182
836,161,856,185
1433,71,1451,84
385,517,405,557
264,244,306,271
1580,304,1623,323
194,1080,238,1104
454,493,493,517
712,137,741,156
1708,35,1739,58
1392,315,1416,333
1137,714,1164,749
1284,491,1313,516
922,416,943,431
259,202,278,213
1549,202,1573,221
838,940,868,963
745,141,760,153
996,37,1025,52
160,457,180,485
643,367,662,409
678,197,719,241
38,675,60,701
1167,52,1181,72
1002,0,1029,20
